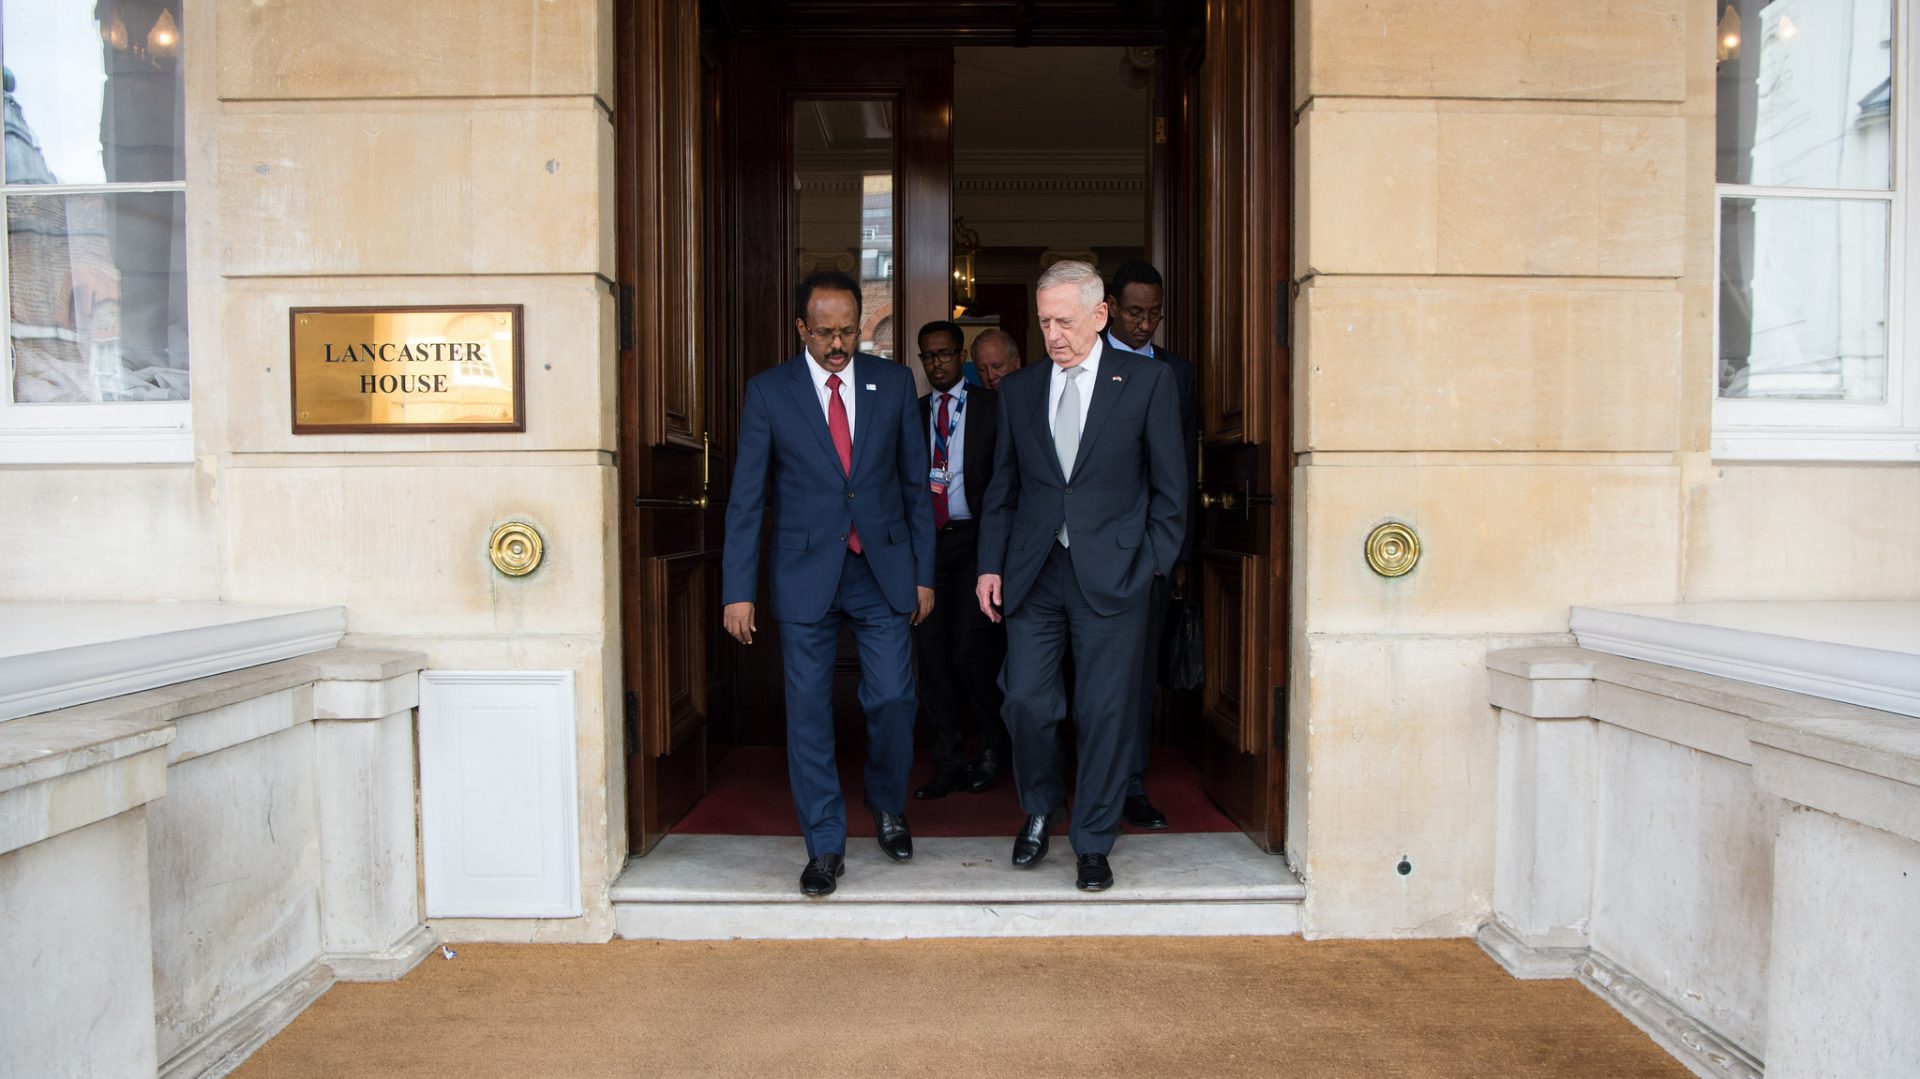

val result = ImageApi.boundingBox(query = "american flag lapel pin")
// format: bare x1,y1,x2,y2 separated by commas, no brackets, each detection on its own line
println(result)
865,383,877,391
1111,375,1124,382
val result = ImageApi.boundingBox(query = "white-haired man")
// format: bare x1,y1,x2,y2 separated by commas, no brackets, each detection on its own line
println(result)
974,260,1186,891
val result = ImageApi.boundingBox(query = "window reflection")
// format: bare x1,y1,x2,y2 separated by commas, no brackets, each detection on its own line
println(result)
1718,196,1888,401
793,99,894,359
1716,0,1893,190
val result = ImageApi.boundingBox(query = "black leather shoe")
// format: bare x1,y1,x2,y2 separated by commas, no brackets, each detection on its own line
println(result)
800,853,845,896
1011,814,1051,868
962,751,1004,793
865,797,913,862
914,773,965,800
1075,852,1114,891
1123,794,1169,830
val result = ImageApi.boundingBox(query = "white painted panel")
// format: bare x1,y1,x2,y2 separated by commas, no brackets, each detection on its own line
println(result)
419,672,580,918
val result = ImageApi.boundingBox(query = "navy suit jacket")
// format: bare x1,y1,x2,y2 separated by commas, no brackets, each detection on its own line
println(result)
722,353,935,624
976,346,1186,618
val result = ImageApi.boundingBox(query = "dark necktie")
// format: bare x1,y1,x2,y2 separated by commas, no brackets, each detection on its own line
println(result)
932,392,952,529
825,373,861,554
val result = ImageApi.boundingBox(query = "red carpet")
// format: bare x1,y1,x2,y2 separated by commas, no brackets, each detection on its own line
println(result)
672,744,1238,837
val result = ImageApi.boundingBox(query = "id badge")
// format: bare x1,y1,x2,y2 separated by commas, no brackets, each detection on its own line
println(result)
929,468,952,486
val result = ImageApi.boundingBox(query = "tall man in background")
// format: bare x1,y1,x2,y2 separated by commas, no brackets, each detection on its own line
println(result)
1103,261,1198,831
975,261,1185,891
722,271,936,897
911,321,1009,799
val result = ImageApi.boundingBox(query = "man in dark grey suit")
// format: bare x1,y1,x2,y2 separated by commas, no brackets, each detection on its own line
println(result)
974,260,1186,891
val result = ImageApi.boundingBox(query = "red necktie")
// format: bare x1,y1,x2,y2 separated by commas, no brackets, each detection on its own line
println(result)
932,392,951,529
826,374,861,554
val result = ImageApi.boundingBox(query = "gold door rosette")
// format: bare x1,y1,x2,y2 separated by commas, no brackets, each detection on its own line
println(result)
488,522,545,577
1364,522,1420,578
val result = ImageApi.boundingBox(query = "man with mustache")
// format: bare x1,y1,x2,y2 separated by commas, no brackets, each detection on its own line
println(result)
975,260,1186,891
722,270,936,897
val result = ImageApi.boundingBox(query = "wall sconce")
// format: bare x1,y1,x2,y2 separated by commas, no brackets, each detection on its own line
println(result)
1717,4,1742,63
100,12,129,50
951,216,980,317
148,9,180,59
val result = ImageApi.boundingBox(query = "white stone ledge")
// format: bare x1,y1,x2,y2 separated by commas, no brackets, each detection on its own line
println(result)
0,648,423,800
0,746,167,856
1492,644,1920,839
0,603,346,722
1573,602,1920,719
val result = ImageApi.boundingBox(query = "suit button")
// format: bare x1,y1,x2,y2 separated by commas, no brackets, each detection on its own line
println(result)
1064,487,1073,494
846,491,855,499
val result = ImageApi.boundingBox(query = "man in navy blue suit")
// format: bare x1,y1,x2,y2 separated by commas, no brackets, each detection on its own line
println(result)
721,271,936,897
1103,261,1199,832
975,260,1186,892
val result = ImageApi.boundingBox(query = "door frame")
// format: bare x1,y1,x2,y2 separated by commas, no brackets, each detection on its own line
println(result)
615,0,1294,857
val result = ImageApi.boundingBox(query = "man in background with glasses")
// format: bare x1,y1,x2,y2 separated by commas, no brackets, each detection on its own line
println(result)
722,270,937,897
910,320,1010,802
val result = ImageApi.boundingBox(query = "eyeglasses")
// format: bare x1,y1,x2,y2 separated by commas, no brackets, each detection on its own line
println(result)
917,348,962,362
806,327,860,344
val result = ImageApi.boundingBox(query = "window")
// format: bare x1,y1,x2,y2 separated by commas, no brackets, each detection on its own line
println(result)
1714,0,1920,460
0,0,189,463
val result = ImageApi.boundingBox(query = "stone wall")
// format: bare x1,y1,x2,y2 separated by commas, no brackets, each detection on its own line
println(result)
1288,0,1919,939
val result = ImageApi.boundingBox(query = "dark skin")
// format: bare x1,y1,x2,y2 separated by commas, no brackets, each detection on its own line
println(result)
1108,281,1165,353
724,287,935,644
1107,280,1189,592
918,329,965,392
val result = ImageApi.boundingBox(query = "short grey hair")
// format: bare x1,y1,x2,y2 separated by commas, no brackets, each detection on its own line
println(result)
971,327,1020,359
1035,260,1105,311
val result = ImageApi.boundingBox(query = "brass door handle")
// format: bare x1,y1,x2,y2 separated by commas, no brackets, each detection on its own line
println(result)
632,495,710,510
1199,490,1237,511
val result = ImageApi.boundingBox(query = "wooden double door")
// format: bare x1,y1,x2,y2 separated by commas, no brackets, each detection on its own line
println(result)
615,0,1292,859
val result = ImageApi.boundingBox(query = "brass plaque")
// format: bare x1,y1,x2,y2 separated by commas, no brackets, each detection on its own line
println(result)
290,305,525,433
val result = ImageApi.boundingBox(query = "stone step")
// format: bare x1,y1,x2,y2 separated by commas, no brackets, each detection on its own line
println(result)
611,832,1304,940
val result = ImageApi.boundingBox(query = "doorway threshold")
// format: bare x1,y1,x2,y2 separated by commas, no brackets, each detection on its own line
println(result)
611,832,1303,940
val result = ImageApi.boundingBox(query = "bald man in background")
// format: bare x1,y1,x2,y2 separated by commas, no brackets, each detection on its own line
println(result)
970,328,1023,391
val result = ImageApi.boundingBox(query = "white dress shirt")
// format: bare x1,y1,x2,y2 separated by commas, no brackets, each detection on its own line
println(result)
803,351,856,438
1047,335,1103,440
928,382,970,521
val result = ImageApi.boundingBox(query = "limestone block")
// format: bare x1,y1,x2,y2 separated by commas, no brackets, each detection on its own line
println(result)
1766,809,1920,1077
0,812,158,1078
1297,0,1686,105
148,726,323,1064
1491,708,1595,950
220,276,615,453
1298,281,1682,451
316,710,423,965
1296,103,1685,278
1588,723,1774,1057
1300,461,1681,635
1487,669,1591,719
0,466,217,601
221,463,613,639
216,0,610,104
218,104,614,278
1299,634,1537,938
1682,464,1920,601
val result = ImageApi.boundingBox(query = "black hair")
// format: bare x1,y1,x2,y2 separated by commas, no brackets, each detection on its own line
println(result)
793,271,863,324
1106,260,1165,301
916,320,964,351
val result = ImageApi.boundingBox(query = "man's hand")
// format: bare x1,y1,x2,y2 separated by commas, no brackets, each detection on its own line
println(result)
723,601,756,645
912,586,935,626
976,574,1003,623
1172,562,1189,596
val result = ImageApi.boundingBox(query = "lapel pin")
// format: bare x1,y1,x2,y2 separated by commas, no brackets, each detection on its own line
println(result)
865,383,877,391
1111,375,1124,382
